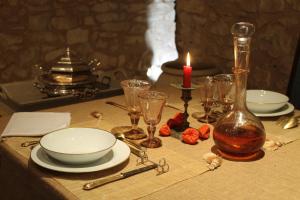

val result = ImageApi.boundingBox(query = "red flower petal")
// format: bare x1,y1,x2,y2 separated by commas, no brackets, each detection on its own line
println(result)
182,128,199,145
159,124,171,136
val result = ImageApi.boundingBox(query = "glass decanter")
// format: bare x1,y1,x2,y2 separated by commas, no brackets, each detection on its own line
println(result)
213,22,266,161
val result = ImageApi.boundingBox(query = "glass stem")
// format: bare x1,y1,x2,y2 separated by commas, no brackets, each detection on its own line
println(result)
223,103,231,113
203,102,211,122
147,124,156,140
130,113,140,130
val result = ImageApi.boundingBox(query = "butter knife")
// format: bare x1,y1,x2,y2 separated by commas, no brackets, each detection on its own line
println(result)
83,164,157,190
106,100,182,112
105,101,128,111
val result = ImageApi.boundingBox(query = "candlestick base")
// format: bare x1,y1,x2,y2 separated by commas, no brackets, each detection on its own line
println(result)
171,83,198,132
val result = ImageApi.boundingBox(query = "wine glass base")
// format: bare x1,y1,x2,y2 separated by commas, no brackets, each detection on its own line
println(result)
211,145,265,161
111,126,147,140
197,117,216,123
193,112,216,123
140,137,162,148
192,112,222,123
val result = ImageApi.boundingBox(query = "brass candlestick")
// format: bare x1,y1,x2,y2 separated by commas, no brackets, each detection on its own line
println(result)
171,83,197,132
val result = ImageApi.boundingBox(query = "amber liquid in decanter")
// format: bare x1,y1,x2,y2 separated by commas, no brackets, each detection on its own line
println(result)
214,123,265,156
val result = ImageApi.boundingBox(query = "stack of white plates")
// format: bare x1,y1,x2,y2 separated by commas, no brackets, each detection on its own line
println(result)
30,128,130,173
246,90,294,117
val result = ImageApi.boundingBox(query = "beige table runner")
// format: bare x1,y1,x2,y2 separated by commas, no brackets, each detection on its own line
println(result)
2,132,211,200
1,86,300,200
0,95,213,200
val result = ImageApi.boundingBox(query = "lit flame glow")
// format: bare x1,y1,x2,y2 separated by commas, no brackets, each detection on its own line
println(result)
186,52,190,66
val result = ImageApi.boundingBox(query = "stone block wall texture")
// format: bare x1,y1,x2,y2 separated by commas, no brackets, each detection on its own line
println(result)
0,0,300,93
0,0,150,83
176,0,300,93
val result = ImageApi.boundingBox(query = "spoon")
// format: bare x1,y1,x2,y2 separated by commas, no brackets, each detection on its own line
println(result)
21,140,39,147
90,111,103,128
114,132,144,150
90,111,144,150
283,116,300,129
91,111,103,119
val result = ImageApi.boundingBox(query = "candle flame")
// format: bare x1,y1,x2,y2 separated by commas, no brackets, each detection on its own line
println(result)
187,52,190,66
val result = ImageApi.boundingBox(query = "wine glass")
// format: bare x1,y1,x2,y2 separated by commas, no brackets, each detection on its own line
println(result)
214,74,235,114
138,91,167,148
194,76,217,123
121,79,151,140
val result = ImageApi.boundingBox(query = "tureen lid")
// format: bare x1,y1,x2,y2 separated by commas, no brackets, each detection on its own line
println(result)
50,48,90,73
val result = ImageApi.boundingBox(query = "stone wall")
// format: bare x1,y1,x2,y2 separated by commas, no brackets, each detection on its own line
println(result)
0,0,300,93
0,0,150,83
177,0,300,93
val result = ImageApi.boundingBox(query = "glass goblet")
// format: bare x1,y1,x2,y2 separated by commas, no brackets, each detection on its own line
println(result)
138,91,167,148
195,76,217,123
214,74,235,114
121,79,151,140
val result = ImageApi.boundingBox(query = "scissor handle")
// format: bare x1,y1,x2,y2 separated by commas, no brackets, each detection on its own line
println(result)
156,158,169,175
136,151,149,165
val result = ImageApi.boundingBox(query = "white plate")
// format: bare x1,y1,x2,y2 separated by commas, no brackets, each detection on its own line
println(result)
31,140,130,173
252,102,294,117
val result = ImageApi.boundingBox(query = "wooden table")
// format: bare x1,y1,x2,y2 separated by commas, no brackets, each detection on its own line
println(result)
0,85,299,200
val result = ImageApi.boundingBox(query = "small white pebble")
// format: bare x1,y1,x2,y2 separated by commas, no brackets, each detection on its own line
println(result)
264,140,276,148
275,141,283,147
203,152,222,170
203,152,218,163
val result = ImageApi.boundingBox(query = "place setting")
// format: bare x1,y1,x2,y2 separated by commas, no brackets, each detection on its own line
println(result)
0,95,169,178
0,113,130,174
10,86,172,191
246,89,295,118
27,117,168,175
245,89,300,133
30,128,131,173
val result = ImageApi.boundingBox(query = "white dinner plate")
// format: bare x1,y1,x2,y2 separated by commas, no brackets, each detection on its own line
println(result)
251,102,294,117
31,140,130,173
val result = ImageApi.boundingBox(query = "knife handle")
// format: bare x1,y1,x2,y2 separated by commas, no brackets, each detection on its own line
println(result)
124,139,143,150
83,164,157,190
83,174,123,190
122,164,157,177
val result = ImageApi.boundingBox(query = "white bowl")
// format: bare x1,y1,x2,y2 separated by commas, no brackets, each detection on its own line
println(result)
246,90,289,113
40,128,116,164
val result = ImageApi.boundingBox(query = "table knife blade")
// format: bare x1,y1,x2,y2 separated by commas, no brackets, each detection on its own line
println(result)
105,101,128,111
83,164,157,190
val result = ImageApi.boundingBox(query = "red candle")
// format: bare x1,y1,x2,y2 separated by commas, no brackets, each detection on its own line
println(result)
183,52,192,88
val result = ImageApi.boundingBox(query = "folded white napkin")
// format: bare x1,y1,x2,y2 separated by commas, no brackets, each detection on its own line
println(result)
1,112,71,137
